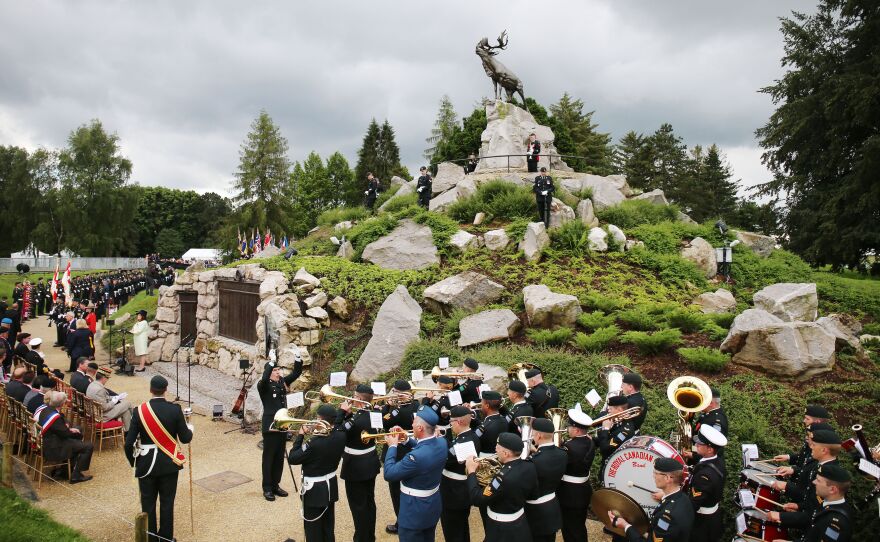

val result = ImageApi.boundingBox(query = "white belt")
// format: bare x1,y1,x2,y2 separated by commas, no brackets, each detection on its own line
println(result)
137,444,156,456
442,469,468,481
303,472,336,484
487,507,524,522
526,492,556,505
561,475,589,484
697,504,719,515
400,483,439,498
344,446,375,456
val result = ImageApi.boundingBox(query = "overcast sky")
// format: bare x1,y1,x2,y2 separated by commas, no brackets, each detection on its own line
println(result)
0,1,811,199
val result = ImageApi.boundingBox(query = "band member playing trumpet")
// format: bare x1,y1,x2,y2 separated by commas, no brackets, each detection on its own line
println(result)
595,395,636,482
258,355,303,501
441,406,481,542
524,368,559,419
465,433,539,542
506,380,532,433
621,372,647,430
559,404,596,542
459,358,484,404
338,383,382,542
383,406,447,542
382,380,419,535
525,418,567,542
687,425,727,542
287,405,347,542
609,457,694,542
423,375,455,431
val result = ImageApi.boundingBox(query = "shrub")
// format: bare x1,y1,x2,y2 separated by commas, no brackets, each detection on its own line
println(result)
620,328,682,354
443,308,470,341
346,214,400,257
665,308,706,333
571,187,594,201
704,311,735,329
447,180,536,223
317,206,370,226
411,210,459,255
596,200,681,229
381,193,419,214
731,248,813,293
550,220,592,257
573,325,620,353
701,321,730,341
627,221,726,254
527,327,574,346
580,292,627,313
677,347,730,372
373,184,401,209
505,218,531,244
577,310,616,331
863,322,880,336
624,249,708,289
616,307,660,331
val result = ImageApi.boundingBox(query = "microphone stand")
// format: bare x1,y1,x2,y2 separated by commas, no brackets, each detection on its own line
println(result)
173,334,194,406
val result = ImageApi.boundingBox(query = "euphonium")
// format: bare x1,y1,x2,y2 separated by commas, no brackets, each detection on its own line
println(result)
507,362,541,383
474,455,502,487
516,416,535,459
666,376,712,453
269,409,332,435
545,407,569,447
304,384,373,410
598,363,631,412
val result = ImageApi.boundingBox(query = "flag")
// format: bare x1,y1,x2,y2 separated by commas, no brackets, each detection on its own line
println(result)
264,229,271,247
281,235,288,249
61,261,72,305
255,229,262,253
50,262,59,302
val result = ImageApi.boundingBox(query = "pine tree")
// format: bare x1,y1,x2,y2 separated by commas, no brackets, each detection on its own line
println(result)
549,93,614,175
613,131,651,188
424,95,458,161
645,123,689,203
354,119,382,197
377,120,409,183
697,145,739,222
290,152,331,235
325,152,355,208
431,107,487,165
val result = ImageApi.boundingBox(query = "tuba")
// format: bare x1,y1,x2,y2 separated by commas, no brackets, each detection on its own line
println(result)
545,408,569,447
598,364,631,412
474,455,502,487
269,409,332,435
508,362,541,383
666,376,712,453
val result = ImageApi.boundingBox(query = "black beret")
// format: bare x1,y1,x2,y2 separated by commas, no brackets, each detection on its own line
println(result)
463,358,479,370
805,404,830,418
355,384,375,395
817,463,851,483
811,429,841,445
508,380,527,394
482,390,502,401
392,380,411,391
524,368,541,379
449,405,473,418
150,375,168,391
498,432,524,453
710,387,721,398
317,404,337,418
808,422,834,433
622,373,642,385
654,457,684,473
532,418,555,433
87,362,99,370
608,395,628,407
438,375,455,384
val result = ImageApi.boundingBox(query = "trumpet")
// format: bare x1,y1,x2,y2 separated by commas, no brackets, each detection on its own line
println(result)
269,409,332,435
305,384,374,410
360,429,413,443
586,407,643,435
430,366,484,383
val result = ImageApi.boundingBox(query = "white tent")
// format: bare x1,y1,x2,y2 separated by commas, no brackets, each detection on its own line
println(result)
10,243,52,258
181,248,222,261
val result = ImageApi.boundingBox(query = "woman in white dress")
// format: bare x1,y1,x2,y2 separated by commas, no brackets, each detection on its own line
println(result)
131,309,150,372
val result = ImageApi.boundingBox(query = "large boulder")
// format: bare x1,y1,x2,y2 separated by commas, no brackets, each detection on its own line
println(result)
432,161,467,195
693,288,737,314
522,284,582,328
351,286,422,381
725,319,837,379
588,227,608,252
449,230,482,253
327,296,350,321
576,199,599,227
560,175,627,211
362,219,440,270
423,272,505,313
377,181,414,211
680,237,717,279
518,222,550,261
607,225,626,248
720,308,783,353
458,309,522,347
816,313,863,351
337,240,354,259
753,283,818,322
429,187,463,212
253,245,283,259
633,189,669,206
548,198,575,229
735,230,776,258
475,100,572,172
484,229,510,251
293,267,321,288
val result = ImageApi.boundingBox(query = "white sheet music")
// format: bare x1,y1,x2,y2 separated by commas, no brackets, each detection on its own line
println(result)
735,512,747,533
371,382,387,396
738,489,756,508
411,369,424,382
859,458,880,479
286,392,304,408
447,390,463,406
439,357,449,369
329,372,347,387
585,389,601,407
454,441,478,462
369,411,384,429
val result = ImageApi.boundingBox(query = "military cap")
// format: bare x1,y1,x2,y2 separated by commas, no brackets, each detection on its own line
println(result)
654,457,684,473
808,422,834,434
481,390,502,401
498,432,524,454
415,405,439,426
508,380,527,394
622,373,642,385
317,404,337,418
30,337,43,346
437,375,455,385
817,463,851,483
150,375,168,391
449,405,473,418
355,383,375,395
97,367,112,378
532,418,555,433
608,395,628,407
805,404,830,418
463,358,479,370
1,318,11,325
693,424,727,448
392,380,411,391
567,403,593,429
811,429,841,445
524,368,541,379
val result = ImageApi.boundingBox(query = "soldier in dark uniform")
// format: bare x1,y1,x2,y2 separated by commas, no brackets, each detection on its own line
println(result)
525,418,567,542
416,166,432,209
465,432,538,542
595,395,636,482
524,368,558,420
688,386,727,462
422,375,455,433
124,376,193,542
526,133,541,173
476,391,508,456
257,355,303,501
610,457,694,542
381,380,419,535
532,167,554,226
363,172,379,212
774,404,831,471
506,380,533,433
337,383,381,542
686,425,727,542
799,463,854,542
465,153,478,174
35,278,46,316
559,404,596,542
621,372,648,431
458,358,484,405
287,404,347,542
441,406,480,542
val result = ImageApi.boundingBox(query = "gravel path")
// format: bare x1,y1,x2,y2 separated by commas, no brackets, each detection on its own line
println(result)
19,315,610,541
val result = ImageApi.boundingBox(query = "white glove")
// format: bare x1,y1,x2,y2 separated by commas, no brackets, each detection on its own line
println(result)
186,423,195,435
417,187,423,192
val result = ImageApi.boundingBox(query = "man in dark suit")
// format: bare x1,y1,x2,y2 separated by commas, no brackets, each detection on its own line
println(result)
363,172,379,212
70,358,93,394
526,133,541,173
525,418,567,542
524,368,558,419
287,404,347,542
39,390,94,483
257,353,303,501
559,404,596,542
25,375,55,414
6,367,32,402
124,375,193,542
506,380,533,434
441,406,481,542
532,168,555,226
337,384,382,542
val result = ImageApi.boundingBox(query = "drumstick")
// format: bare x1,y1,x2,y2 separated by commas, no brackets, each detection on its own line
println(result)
627,480,658,493
754,472,784,481
754,493,785,509
750,459,780,464
736,534,766,542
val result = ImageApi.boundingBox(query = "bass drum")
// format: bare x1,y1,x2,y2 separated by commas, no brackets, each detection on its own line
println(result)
602,435,686,514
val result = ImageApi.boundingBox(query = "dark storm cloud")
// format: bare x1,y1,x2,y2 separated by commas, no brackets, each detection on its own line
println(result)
0,0,810,194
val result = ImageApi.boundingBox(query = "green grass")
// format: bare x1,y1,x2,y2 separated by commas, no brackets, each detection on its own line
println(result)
1,270,107,301
100,291,159,353
316,206,370,226
526,327,573,346
677,346,730,372
572,325,620,353
813,269,880,320
0,486,92,542
596,199,680,229
447,180,536,223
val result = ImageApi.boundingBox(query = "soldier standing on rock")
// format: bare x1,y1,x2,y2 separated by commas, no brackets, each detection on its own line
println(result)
526,133,541,173
363,172,379,212
416,166,433,209
533,167,554,227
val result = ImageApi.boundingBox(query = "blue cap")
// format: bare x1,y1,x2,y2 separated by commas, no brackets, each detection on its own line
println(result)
1,318,11,325
415,405,439,426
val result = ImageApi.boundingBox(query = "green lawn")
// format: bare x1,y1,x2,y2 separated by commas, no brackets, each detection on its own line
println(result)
0,486,91,541
0,270,107,301
814,269,880,320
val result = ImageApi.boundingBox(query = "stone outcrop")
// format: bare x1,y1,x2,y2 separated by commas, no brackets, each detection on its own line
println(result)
475,100,572,172
522,284,582,328
680,237,717,279
337,240,354,259
423,272,505,313
458,309,522,347
484,229,510,251
588,227,608,252
693,288,737,313
633,189,669,206
735,230,776,258
327,296,350,320
560,175,626,211
473,212,486,225
378,181,414,211
293,267,321,288
576,199,599,228
548,198,575,229
607,225,626,248
432,162,467,194
816,313,863,351
449,230,482,253
518,222,550,261
753,283,818,322
351,286,422,381
362,219,440,270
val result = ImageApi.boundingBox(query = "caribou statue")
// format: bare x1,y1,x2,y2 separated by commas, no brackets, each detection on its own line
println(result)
475,31,527,106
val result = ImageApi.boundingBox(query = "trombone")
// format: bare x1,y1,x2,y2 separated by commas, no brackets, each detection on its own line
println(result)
585,407,643,435
269,409,333,435
305,384,374,410
430,366,484,383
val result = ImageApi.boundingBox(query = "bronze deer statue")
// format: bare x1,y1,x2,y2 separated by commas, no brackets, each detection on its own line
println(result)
475,31,527,107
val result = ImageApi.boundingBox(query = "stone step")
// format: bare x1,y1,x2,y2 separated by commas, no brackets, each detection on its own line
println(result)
134,361,250,422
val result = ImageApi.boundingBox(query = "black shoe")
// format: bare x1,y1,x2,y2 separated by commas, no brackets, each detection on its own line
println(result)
385,523,399,534
263,490,276,501
135,368,146,372
70,474,93,484
273,487,289,497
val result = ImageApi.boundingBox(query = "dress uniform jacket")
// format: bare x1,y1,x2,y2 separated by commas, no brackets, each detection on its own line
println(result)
801,499,853,542
442,429,481,509
288,429,347,508
624,489,694,542
381,400,418,460
416,174,433,206
256,360,302,433
422,395,452,429
458,378,483,405
383,435,448,530
596,419,636,480
66,328,94,364
525,383,559,419
507,401,533,433
626,391,648,430
124,397,193,478
476,413,508,456
337,408,381,481
780,459,839,529
558,434,596,542
467,458,538,542
526,443,567,538
687,455,725,542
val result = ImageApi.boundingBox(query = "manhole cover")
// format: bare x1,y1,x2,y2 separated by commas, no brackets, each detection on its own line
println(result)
194,470,253,492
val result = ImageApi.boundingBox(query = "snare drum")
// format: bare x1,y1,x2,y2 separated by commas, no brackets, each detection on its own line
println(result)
739,468,780,511
739,508,788,541
603,435,686,514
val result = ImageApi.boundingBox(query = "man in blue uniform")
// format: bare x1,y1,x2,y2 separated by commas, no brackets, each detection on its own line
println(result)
383,405,448,542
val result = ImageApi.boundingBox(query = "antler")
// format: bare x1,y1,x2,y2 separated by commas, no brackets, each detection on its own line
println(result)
496,30,508,49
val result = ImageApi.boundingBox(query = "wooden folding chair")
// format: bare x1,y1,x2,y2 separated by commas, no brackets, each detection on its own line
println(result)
89,399,124,452
30,421,71,489
0,382,9,437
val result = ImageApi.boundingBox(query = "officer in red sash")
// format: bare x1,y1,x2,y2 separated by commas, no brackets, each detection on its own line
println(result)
125,375,193,542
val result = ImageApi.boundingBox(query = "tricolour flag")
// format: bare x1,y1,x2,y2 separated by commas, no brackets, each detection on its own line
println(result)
50,262,59,302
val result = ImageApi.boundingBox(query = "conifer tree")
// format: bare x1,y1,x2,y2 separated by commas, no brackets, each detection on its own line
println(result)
424,95,458,161
549,93,614,175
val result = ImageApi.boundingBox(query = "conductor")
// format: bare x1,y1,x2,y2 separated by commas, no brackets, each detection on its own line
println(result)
258,352,304,501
